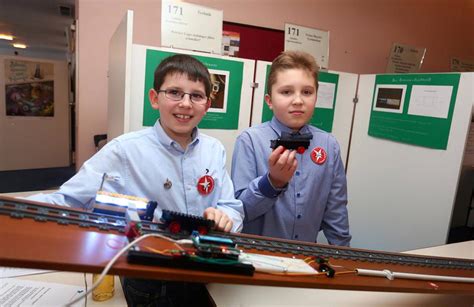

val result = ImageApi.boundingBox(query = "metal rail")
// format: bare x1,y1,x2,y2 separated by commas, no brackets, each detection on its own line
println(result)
1,198,472,271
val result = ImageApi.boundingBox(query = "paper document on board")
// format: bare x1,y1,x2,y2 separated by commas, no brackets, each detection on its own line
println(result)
408,85,453,119
0,278,84,306
316,82,336,109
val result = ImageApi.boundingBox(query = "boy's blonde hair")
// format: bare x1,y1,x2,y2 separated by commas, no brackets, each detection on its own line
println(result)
266,50,319,95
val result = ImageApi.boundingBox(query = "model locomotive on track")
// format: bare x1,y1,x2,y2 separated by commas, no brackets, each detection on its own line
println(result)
160,209,215,235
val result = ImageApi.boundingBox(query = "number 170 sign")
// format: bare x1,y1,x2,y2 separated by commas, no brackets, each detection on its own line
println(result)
284,23,330,70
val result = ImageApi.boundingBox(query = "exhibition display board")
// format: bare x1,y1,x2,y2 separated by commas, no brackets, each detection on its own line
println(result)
107,11,473,252
347,73,473,252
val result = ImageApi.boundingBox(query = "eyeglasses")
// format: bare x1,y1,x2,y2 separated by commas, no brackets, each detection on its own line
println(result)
157,89,208,105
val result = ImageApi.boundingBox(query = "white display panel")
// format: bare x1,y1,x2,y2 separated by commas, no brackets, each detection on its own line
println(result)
346,73,473,252
107,10,133,140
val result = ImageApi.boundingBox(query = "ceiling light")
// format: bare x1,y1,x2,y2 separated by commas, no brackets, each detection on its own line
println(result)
13,43,27,49
0,34,14,41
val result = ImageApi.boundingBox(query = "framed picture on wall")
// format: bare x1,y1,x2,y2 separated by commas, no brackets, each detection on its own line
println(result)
4,59,55,117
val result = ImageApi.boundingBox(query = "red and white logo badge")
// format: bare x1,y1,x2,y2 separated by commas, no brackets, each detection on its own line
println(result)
197,175,214,195
311,147,327,165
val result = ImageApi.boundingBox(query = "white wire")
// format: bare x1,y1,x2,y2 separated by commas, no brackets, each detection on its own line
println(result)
356,268,474,283
66,233,181,306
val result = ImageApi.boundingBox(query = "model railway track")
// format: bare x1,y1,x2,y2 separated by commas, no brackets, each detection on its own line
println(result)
1,198,473,271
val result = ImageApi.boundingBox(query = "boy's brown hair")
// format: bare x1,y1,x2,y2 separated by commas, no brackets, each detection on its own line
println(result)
266,50,319,95
154,54,211,97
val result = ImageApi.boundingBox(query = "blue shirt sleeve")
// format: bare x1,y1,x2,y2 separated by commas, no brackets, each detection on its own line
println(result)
231,132,282,222
27,140,126,209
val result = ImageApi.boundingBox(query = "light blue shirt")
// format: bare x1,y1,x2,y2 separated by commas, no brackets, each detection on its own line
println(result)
29,121,244,232
231,117,351,245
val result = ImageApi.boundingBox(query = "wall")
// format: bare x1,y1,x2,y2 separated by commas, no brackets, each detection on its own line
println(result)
76,0,474,167
0,55,70,171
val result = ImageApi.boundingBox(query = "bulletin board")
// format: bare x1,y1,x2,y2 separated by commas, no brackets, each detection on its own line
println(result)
346,73,473,252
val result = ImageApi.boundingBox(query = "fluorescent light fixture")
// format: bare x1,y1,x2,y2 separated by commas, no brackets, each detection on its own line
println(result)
0,34,14,41
13,43,27,49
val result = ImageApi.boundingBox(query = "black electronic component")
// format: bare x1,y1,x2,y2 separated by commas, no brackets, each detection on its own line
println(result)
160,210,215,235
127,249,254,276
142,201,158,221
192,231,240,260
194,244,241,261
270,135,310,154
192,231,236,247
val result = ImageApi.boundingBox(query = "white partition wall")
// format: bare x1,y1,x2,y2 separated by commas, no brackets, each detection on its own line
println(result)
107,10,133,140
251,60,358,166
249,60,271,126
127,45,255,171
346,73,474,252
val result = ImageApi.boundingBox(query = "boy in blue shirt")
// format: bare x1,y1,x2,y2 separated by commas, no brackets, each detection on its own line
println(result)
231,51,351,246
30,54,243,305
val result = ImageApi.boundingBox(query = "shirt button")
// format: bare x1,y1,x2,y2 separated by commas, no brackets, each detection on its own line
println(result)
294,234,299,239
297,214,302,219
295,171,300,176
296,193,301,197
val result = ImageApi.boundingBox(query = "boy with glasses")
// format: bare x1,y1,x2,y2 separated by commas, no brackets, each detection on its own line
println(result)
231,51,351,247
29,54,243,306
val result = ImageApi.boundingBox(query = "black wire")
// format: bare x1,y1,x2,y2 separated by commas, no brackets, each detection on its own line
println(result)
83,273,88,306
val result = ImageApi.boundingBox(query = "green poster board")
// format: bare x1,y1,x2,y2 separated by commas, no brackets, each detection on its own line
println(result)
142,49,243,129
261,67,339,132
368,73,460,150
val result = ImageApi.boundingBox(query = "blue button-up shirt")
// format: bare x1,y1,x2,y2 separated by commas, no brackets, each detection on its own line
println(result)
29,121,244,232
231,117,351,245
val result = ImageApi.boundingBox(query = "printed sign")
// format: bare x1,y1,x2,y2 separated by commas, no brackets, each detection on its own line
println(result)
450,57,474,72
161,0,223,54
284,23,329,69
386,43,426,73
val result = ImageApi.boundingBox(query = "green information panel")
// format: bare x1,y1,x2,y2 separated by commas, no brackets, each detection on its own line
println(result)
261,66,339,132
143,49,243,129
368,73,460,150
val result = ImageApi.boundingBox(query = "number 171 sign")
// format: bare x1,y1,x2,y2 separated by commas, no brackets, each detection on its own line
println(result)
161,0,223,54
284,23,329,70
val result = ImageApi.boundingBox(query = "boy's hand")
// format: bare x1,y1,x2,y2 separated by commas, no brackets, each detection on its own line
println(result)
268,145,298,188
203,207,233,232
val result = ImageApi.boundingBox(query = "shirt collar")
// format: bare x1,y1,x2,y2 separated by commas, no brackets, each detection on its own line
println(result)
269,116,311,137
154,120,200,150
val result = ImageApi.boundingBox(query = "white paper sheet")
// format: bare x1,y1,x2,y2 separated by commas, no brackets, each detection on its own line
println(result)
0,267,53,279
408,85,453,119
239,253,317,274
0,278,84,306
317,82,336,109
